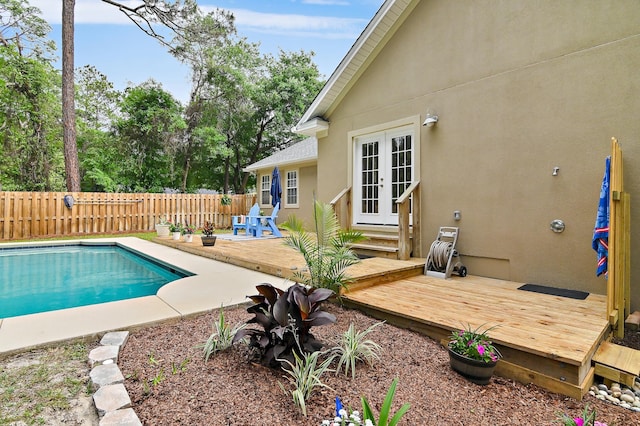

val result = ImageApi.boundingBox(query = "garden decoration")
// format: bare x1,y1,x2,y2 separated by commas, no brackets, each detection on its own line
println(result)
201,221,216,246
170,222,182,240
232,283,335,368
448,323,502,385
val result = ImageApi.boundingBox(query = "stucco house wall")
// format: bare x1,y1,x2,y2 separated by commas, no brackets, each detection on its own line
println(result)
311,1,640,309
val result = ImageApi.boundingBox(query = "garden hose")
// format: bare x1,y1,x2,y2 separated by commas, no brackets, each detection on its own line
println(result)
426,240,453,272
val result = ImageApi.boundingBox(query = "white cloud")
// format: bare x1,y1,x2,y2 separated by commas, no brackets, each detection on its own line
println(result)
223,8,365,38
30,0,366,39
302,0,350,5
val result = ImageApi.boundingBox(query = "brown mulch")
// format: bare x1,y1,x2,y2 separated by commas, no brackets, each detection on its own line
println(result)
118,303,639,426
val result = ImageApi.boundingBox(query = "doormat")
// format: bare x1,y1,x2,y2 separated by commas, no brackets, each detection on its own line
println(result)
517,284,589,300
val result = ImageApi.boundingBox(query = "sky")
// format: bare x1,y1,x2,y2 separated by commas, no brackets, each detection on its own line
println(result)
31,0,383,103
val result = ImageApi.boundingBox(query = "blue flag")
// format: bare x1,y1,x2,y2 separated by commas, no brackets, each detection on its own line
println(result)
592,156,610,277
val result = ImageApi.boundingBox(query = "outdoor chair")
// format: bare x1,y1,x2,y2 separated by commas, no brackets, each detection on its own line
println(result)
232,203,260,235
247,202,282,238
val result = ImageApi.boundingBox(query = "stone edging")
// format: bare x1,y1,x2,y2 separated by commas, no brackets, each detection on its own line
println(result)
89,331,142,426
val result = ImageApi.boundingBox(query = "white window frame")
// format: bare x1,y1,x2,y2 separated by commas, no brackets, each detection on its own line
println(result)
284,169,299,208
260,173,271,207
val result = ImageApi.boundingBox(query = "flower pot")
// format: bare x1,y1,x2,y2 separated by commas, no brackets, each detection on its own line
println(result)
184,234,193,243
172,232,181,240
448,347,498,385
201,235,217,247
155,224,170,238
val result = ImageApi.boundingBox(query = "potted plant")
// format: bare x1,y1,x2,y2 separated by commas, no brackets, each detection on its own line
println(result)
221,194,232,206
155,216,170,238
201,221,216,246
447,323,502,385
170,222,182,240
183,223,196,243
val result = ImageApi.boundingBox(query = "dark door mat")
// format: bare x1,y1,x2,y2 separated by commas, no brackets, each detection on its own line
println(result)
517,284,589,300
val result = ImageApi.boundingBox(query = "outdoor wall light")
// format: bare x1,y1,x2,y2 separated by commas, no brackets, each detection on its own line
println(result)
423,113,438,127
552,167,560,176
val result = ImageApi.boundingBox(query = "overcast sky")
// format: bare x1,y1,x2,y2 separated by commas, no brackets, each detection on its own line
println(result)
31,0,383,103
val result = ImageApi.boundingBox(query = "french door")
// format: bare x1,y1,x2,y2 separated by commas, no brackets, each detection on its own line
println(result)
353,126,414,225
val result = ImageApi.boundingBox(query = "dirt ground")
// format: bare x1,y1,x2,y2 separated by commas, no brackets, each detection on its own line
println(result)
1,304,638,425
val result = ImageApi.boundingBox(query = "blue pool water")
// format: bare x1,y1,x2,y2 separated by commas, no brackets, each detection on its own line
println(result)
0,244,190,318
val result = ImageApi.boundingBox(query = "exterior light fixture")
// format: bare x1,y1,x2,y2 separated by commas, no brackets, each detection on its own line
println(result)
423,113,438,127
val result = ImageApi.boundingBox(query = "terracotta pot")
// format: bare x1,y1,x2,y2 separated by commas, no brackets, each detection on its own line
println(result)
448,347,498,385
201,236,217,247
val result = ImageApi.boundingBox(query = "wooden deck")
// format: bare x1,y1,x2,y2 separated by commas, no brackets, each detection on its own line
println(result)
154,235,613,399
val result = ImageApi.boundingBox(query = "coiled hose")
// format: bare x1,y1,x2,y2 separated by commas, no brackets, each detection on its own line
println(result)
426,240,453,272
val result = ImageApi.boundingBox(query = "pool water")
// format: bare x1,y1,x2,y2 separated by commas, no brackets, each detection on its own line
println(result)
0,244,189,318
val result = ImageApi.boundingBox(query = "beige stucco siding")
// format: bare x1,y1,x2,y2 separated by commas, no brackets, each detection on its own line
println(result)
256,164,317,227
317,0,640,309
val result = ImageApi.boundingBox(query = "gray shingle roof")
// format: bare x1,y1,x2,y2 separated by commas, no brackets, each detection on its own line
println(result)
243,137,317,172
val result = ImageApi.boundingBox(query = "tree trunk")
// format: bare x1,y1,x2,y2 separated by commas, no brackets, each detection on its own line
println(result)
62,0,81,191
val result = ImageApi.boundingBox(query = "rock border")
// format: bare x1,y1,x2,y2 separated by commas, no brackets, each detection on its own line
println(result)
589,379,640,413
89,331,142,426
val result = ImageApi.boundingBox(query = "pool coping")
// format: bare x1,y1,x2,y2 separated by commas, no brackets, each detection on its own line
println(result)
0,237,286,356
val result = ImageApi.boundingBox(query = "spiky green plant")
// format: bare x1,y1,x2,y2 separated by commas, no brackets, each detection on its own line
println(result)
282,200,366,294
279,350,335,417
333,321,383,379
199,306,246,361
361,378,411,426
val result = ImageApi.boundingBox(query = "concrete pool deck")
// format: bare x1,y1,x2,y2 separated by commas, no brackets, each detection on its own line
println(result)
0,237,287,355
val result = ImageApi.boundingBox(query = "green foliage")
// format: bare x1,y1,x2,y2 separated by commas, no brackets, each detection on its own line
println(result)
199,306,246,361
332,322,383,379
557,404,604,426
279,350,334,417
202,221,215,236
233,283,335,368
448,323,502,363
282,200,366,294
114,80,187,192
361,378,411,426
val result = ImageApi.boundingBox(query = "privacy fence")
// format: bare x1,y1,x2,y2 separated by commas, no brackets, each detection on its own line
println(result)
0,192,257,241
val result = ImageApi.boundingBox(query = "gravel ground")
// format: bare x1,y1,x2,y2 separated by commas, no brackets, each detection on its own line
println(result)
117,303,639,426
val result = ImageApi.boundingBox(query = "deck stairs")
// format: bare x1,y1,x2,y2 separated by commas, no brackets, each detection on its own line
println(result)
593,341,640,387
351,229,411,260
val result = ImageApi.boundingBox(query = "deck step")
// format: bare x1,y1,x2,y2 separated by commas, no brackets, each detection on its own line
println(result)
593,341,640,387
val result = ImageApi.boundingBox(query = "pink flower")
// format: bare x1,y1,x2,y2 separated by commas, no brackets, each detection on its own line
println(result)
574,418,584,426
477,345,486,356
594,422,608,426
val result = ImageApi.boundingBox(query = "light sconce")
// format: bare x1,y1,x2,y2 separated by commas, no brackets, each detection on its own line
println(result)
423,113,438,127
552,167,560,176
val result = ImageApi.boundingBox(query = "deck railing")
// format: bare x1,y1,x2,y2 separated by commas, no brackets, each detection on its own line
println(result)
608,137,631,338
397,181,421,260
329,186,352,230
0,191,256,240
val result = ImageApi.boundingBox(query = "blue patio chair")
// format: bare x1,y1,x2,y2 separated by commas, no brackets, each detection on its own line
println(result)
232,203,260,235
248,202,282,238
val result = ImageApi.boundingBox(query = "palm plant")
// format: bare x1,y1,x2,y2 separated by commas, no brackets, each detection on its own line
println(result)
282,200,366,294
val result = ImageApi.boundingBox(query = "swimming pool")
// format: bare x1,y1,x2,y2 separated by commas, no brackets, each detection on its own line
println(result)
0,243,191,318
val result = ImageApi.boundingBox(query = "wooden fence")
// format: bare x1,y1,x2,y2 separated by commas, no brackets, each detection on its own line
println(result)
0,192,257,240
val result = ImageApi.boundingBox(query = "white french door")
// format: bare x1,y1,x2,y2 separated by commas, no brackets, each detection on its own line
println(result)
353,126,414,225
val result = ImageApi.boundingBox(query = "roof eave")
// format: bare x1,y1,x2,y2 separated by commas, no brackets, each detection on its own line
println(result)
293,117,330,138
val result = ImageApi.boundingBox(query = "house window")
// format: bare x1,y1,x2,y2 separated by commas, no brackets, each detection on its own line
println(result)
260,174,271,206
285,169,298,207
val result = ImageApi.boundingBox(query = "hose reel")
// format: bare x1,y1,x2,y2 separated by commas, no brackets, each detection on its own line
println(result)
424,227,467,279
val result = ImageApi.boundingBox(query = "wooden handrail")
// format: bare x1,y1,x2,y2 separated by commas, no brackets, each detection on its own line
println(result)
396,181,421,260
330,186,352,230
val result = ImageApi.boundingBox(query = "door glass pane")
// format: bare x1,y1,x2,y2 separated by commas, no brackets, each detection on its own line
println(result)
391,135,412,214
361,141,379,214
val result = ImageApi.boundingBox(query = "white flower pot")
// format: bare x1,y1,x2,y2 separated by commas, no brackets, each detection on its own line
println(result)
184,234,193,243
155,224,170,238
172,232,181,240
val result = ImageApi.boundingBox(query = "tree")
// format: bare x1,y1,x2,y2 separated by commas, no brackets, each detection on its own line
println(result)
113,80,186,192
75,65,121,191
62,0,80,191
0,0,64,190
60,0,211,191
